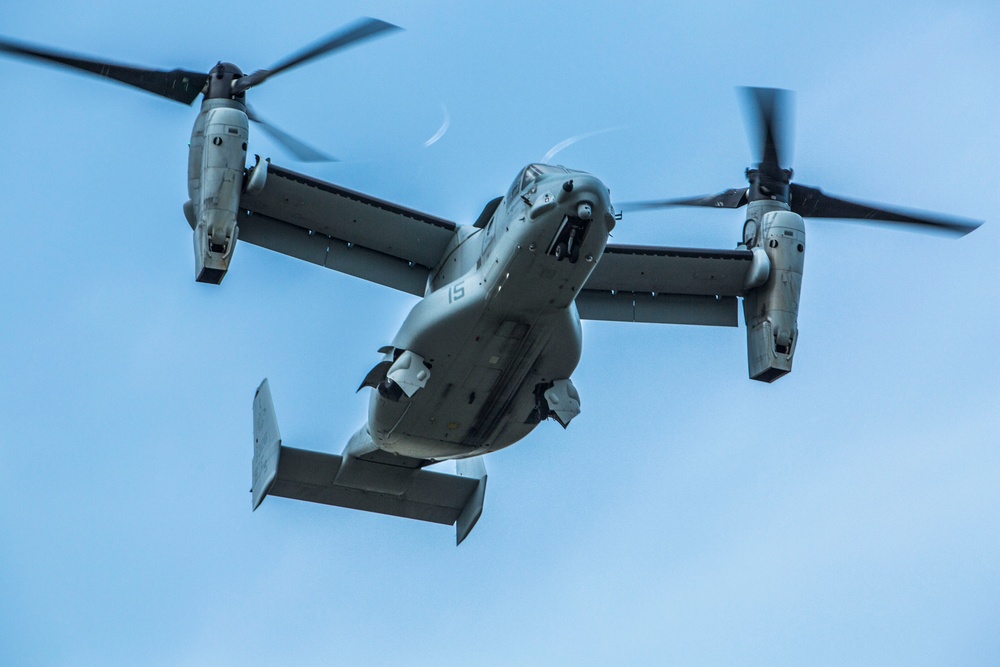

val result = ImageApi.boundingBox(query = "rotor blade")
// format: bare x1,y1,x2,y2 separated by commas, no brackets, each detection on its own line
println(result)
789,183,982,236
740,87,792,172
618,188,749,212
0,36,207,104
247,105,336,162
234,18,401,94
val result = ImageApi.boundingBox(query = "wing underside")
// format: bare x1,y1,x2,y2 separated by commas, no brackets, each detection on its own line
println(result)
238,164,459,295
236,168,752,323
578,244,754,326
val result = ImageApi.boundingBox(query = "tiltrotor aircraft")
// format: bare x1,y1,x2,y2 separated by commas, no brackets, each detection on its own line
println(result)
1,19,982,544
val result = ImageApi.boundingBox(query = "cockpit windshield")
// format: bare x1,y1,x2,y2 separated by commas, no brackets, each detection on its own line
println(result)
507,164,571,201
521,164,570,190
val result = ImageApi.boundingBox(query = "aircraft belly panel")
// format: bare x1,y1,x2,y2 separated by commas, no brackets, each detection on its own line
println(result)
370,305,582,459
369,206,596,460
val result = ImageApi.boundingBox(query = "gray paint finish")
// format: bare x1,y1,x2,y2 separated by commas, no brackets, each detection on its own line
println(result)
240,164,458,269
583,244,754,296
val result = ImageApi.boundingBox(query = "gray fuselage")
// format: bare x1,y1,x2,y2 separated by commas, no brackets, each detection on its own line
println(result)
368,165,616,461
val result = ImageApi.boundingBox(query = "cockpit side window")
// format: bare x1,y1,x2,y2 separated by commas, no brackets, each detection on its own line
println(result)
506,173,521,203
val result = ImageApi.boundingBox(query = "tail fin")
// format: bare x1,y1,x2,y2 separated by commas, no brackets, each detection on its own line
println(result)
252,379,282,511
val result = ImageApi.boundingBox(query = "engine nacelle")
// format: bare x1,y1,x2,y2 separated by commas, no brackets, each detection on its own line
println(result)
187,99,249,284
743,210,805,382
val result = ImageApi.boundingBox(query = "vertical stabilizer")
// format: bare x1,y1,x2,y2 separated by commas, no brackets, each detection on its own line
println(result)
252,379,282,510
455,457,487,545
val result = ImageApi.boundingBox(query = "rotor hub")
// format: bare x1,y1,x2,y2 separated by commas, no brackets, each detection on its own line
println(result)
206,62,245,101
747,166,792,204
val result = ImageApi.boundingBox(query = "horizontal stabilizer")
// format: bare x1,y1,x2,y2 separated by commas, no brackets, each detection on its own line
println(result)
252,379,487,544
263,447,484,526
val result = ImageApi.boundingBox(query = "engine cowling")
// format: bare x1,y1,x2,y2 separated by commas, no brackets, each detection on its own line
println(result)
187,99,249,284
743,210,805,382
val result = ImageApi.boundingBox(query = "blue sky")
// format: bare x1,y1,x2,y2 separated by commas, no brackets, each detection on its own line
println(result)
1,2,998,665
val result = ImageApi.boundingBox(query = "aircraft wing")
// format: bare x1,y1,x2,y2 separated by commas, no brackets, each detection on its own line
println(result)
577,244,755,326
237,164,459,296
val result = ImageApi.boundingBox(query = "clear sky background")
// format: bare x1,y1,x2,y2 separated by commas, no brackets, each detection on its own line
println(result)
1,2,998,665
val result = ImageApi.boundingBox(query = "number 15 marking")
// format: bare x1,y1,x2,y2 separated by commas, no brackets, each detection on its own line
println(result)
448,281,465,303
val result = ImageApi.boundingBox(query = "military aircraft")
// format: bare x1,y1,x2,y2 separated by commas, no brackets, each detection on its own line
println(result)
0,18,982,544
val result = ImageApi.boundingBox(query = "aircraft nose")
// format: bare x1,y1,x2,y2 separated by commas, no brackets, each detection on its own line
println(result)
557,174,608,208
556,174,613,228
